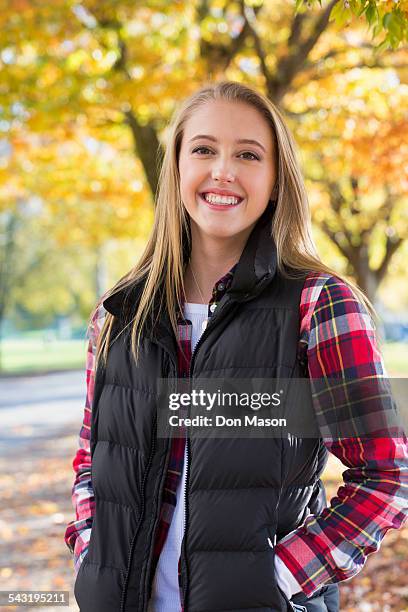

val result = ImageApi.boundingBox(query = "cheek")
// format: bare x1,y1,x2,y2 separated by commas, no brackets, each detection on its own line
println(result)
180,166,204,205
179,170,196,215
179,164,195,194
251,167,273,189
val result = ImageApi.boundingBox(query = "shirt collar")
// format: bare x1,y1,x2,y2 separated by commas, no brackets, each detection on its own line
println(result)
177,263,237,324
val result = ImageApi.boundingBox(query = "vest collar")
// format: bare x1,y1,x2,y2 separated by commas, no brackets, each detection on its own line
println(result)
227,206,277,301
102,203,277,321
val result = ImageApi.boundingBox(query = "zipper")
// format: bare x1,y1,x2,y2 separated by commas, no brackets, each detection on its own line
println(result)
120,413,158,612
181,431,189,608
181,295,237,609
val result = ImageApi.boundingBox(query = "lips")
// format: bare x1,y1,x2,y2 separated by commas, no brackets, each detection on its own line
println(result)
198,192,244,210
200,191,244,202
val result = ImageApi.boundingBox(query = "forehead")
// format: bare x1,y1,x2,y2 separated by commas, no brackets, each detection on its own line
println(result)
182,100,273,149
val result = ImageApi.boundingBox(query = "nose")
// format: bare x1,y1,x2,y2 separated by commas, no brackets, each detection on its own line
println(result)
211,162,235,183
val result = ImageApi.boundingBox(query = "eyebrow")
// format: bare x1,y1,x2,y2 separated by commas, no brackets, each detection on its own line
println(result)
189,134,266,153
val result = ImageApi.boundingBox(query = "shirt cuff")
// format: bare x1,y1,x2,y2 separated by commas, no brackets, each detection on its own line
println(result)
274,552,303,600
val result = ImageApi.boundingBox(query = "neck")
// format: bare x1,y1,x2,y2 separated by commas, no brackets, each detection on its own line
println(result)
183,222,254,304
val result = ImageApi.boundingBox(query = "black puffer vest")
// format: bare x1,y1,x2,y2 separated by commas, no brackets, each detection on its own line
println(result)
74,213,338,612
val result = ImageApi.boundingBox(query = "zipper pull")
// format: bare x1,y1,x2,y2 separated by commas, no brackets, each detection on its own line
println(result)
267,534,277,548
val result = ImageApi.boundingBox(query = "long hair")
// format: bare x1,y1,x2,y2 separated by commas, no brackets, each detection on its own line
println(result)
93,80,375,368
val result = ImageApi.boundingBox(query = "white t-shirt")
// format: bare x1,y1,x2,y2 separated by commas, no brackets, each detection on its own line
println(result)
147,302,300,611
147,303,207,612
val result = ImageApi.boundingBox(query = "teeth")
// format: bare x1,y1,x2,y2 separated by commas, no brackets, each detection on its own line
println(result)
203,193,241,205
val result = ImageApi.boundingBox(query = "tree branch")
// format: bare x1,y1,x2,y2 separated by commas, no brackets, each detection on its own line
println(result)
76,8,162,196
320,220,353,262
241,1,272,88
124,110,161,197
376,235,405,285
198,0,265,74
299,53,407,84
376,185,394,224
268,0,338,102
287,11,307,48
318,176,358,249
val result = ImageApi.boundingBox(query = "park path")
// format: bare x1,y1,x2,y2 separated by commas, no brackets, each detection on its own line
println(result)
0,371,85,450
0,370,85,611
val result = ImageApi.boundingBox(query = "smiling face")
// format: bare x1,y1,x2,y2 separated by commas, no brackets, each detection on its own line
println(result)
178,99,277,244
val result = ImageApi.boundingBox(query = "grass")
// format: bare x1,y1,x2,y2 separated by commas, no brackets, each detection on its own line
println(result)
381,341,408,376
0,335,407,376
0,337,87,374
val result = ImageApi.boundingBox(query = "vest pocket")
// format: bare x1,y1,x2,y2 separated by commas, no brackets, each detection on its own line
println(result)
269,529,308,612
268,527,294,612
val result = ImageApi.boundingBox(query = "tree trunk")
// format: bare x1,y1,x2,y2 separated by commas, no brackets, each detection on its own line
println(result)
350,244,380,306
95,243,109,300
0,209,19,371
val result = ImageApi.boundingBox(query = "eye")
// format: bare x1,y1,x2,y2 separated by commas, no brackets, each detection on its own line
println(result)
192,146,213,155
240,151,260,161
191,146,260,161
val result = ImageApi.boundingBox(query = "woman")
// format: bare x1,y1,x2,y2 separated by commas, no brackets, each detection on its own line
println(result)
65,81,407,612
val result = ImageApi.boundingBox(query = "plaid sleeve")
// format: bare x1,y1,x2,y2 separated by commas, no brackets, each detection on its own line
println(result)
275,273,408,597
64,299,106,574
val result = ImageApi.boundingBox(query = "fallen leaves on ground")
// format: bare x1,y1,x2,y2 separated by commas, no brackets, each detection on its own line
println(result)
0,431,406,611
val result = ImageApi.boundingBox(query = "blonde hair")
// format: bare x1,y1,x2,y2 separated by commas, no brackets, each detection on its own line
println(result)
93,80,376,369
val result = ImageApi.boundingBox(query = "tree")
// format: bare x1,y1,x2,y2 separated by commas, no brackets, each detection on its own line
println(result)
1,0,407,306
293,66,408,303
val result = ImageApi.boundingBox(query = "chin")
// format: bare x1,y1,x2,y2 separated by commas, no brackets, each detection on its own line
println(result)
202,225,244,239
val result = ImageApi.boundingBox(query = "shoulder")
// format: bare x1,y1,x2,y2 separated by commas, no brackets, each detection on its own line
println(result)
86,295,109,349
301,273,385,377
300,271,374,339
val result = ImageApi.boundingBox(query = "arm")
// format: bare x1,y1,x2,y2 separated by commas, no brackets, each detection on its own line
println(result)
275,274,408,597
64,300,106,574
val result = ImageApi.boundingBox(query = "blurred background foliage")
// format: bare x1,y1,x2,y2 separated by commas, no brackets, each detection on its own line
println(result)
0,0,407,373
